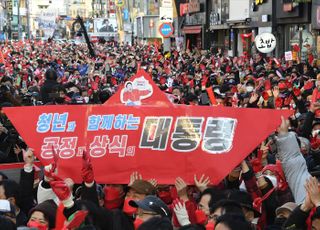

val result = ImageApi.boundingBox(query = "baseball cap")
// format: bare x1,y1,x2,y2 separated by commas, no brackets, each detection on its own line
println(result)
129,195,171,218
276,202,298,216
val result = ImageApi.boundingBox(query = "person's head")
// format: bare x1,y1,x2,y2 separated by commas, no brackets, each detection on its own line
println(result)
125,82,133,92
45,69,58,81
126,180,156,201
210,200,244,225
28,200,57,230
198,188,226,216
104,184,125,210
129,195,171,229
0,180,20,208
137,217,173,230
0,200,16,225
215,214,252,230
274,202,297,226
228,190,260,222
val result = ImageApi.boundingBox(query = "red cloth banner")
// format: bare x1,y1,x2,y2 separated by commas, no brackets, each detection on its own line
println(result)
4,70,293,185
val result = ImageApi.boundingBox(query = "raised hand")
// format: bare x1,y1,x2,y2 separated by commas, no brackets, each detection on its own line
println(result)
175,177,188,202
173,199,191,226
194,174,210,192
81,151,94,185
128,171,142,186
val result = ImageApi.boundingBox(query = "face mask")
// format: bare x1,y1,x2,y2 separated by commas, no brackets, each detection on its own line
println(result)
311,136,320,150
246,86,254,93
67,92,74,98
27,220,48,230
195,209,207,225
123,198,137,216
206,221,215,230
134,217,144,230
55,97,65,104
312,130,320,137
274,217,287,226
158,191,172,204
72,92,80,99
104,187,123,210
84,96,89,103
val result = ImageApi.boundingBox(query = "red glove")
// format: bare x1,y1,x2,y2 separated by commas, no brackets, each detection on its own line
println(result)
82,151,94,184
275,97,283,108
50,180,72,202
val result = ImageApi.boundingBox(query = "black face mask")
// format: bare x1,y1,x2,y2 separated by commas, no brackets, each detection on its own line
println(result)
55,97,65,104
274,217,287,226
67,92,74,98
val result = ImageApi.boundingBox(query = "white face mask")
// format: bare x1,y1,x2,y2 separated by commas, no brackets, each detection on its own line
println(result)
312,130,320,137
84,97,89,103
246,86,254,93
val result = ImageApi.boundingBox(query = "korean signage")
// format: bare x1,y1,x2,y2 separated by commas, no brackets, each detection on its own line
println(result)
255,33,277,53
180,0,200,16
160,7,173,22
4,70,292,185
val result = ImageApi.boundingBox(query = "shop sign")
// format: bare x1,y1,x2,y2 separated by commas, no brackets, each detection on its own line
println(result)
255,33,277,53
180,0,200,16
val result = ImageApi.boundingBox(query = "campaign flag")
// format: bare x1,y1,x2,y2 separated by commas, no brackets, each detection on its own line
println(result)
4,70,293,185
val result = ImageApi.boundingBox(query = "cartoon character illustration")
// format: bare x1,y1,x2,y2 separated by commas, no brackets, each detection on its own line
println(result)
120,77,153,106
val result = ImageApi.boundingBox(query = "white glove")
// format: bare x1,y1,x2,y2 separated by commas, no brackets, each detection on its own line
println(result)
173,201,191,226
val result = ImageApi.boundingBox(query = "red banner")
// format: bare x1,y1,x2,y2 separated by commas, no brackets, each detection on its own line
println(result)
4,70,293,185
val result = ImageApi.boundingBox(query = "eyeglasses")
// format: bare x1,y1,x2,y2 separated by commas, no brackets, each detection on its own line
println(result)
137,210,158,218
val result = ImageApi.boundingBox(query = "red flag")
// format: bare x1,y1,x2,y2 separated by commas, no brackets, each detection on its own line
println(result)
0,50,4,64
55,203,66,230
206,87,218,106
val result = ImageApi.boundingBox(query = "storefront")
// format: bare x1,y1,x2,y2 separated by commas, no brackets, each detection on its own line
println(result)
275,0,312,61
176,0,206,50
207,0,230,51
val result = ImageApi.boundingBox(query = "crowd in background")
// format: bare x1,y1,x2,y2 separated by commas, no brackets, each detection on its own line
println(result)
0,39,319,229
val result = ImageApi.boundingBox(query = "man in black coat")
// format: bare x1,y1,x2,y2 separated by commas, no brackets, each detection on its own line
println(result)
40,69,60,104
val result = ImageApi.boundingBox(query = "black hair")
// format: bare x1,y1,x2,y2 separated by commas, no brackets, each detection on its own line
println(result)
0,180,20,206
137,217,173,230
215,214,252,230
200,188,226,212
45,68,58,81
126,82,133,87
210,200,244,217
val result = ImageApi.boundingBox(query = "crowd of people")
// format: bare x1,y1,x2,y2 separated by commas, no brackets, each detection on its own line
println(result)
0,39,319,229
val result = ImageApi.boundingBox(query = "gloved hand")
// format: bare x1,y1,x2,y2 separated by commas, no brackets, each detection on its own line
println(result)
81,151,94,186
50,180,74,208
44,147,59,182
44,163,57,182
173,200,191,226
